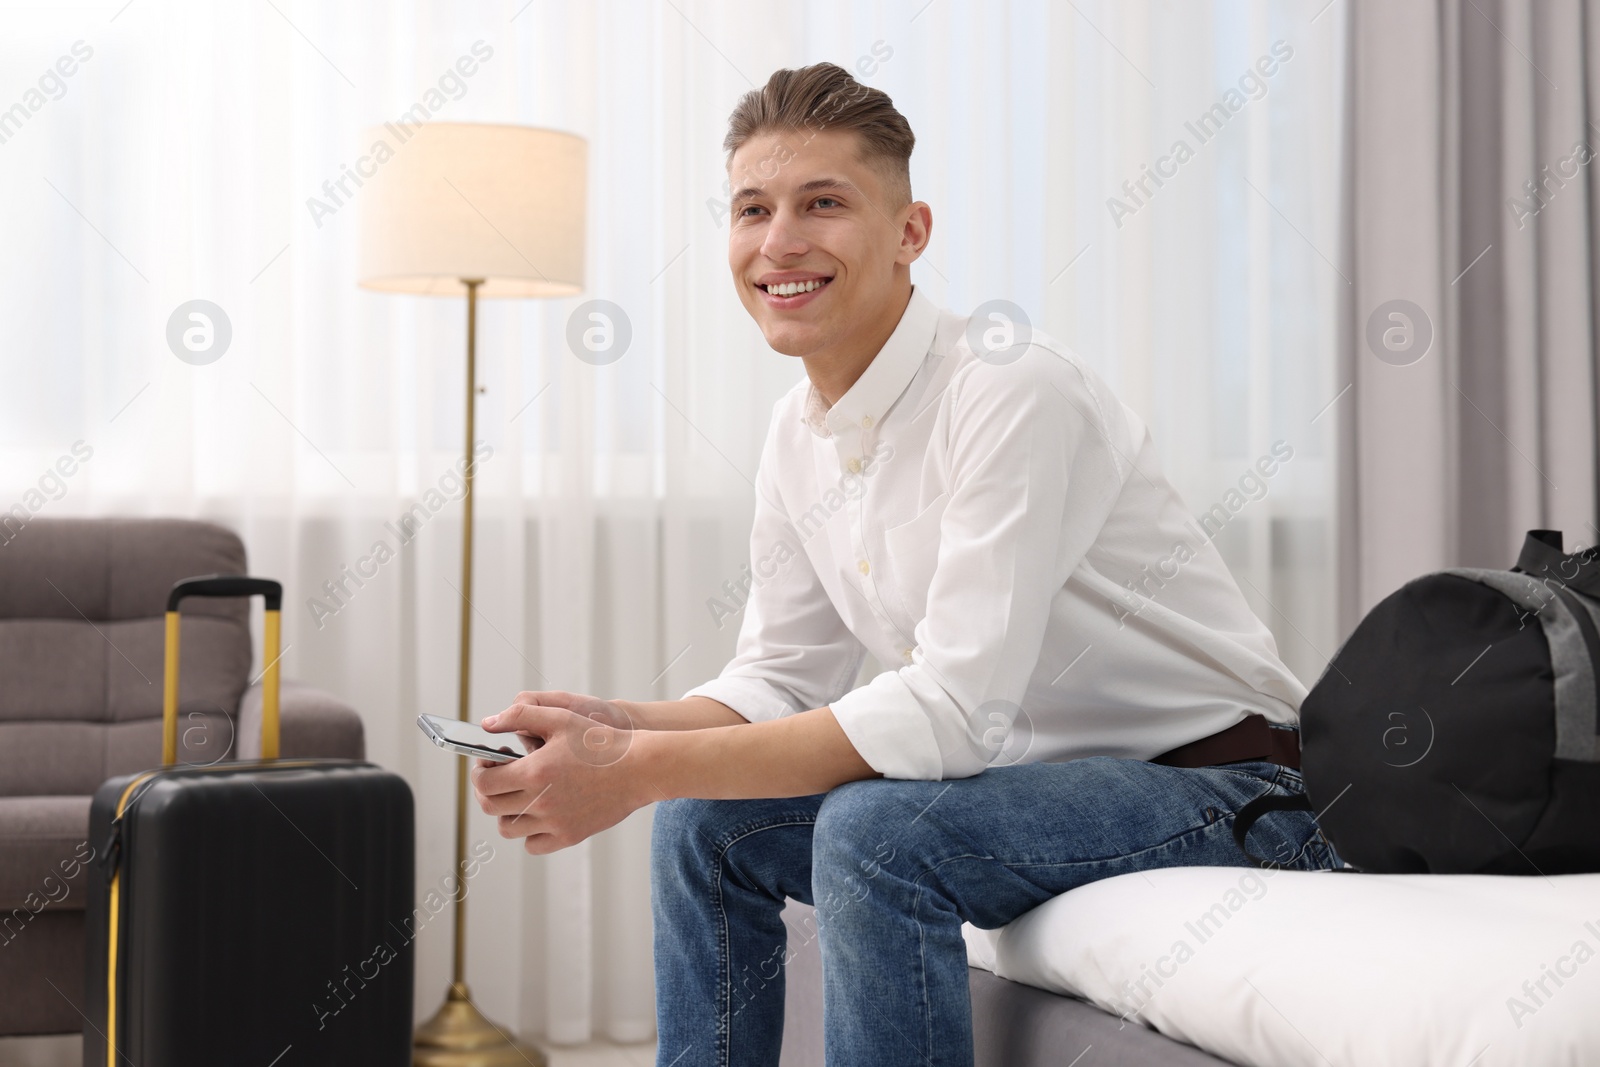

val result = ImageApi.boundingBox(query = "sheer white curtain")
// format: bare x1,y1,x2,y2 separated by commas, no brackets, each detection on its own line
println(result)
0,0,1342,1047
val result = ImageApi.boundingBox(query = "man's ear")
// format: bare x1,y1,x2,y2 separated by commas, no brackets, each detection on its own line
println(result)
897,201,933,265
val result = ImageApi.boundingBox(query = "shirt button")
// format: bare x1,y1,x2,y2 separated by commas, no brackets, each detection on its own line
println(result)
858,560,870,576
847,457,861,473
901,648,914,664
862,415,873,428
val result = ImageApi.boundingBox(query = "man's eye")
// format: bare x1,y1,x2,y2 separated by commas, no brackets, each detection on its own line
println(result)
813,197,841,209
739,204,766,217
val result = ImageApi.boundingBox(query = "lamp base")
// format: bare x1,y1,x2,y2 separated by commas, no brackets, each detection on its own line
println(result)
413,981,546,1067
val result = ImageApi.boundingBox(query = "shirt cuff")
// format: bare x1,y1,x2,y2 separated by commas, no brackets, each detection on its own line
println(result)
828,669,949,780
680,676,799,724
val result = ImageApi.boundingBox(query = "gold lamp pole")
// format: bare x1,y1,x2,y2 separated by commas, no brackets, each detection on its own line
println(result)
409,277,535,1066
357,122,587,1067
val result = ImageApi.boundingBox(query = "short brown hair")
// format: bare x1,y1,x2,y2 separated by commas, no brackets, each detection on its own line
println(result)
724,62,915,208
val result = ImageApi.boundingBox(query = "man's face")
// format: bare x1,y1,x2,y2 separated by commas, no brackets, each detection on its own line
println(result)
727,128,923,359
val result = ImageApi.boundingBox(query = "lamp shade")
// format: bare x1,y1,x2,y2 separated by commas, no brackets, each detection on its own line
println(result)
357,122,586,298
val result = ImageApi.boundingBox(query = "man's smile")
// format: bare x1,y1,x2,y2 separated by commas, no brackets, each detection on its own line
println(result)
756,271,835,308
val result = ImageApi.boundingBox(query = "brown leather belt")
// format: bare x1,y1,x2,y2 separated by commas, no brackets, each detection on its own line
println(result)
1150,712,1301,770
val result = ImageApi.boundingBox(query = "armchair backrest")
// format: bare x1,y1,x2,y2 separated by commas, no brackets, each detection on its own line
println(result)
0,519,253,796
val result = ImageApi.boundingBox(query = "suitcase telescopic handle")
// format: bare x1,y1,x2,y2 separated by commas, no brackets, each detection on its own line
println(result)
164,575,284,765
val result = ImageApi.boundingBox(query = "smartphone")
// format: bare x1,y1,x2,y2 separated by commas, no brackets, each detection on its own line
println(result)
418,713,542,763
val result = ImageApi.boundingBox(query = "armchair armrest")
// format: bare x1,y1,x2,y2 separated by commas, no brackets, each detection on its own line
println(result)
236,680,365,760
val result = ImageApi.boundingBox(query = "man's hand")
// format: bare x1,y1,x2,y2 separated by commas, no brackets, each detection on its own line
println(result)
471,689,881,855
470,691,650,855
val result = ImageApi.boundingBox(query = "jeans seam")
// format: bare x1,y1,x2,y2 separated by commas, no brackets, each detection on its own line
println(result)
708,816,818,1067
948,807,1245,876
910,851,993,1062
1210,762,1283,784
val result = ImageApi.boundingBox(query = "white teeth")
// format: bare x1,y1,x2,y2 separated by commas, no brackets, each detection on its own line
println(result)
767,279,826,296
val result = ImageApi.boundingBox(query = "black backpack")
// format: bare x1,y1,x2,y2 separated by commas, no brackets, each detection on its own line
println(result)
1234,529,1600,874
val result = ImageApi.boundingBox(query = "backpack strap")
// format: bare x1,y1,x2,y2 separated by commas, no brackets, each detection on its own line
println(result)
1232,792,1314,870
1514,529,1600,601
1511,530,1600,750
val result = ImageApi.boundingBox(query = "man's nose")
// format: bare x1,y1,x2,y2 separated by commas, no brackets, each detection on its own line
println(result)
759,206,808,261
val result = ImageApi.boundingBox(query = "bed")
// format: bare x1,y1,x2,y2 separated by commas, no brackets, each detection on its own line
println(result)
779,866,1600,1066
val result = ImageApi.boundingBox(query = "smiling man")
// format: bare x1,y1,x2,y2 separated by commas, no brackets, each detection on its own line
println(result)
472,62,1342,1066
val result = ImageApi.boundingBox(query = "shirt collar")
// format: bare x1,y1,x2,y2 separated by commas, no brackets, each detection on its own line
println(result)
801,286,940,439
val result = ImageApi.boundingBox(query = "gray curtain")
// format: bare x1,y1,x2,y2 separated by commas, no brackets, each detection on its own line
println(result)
1339,0,1600,631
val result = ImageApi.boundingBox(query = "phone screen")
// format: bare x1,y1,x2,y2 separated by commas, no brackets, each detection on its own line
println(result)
419,714,543,761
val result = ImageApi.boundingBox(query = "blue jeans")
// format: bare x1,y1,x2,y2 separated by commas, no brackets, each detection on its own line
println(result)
650,753,1341,1067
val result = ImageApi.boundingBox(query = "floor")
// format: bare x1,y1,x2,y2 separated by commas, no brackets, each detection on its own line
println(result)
540,1040,658,1067
0,1033,659,1066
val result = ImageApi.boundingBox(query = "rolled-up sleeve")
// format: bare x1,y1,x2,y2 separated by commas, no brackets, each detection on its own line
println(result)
829,347,1127,780
682,405,866,722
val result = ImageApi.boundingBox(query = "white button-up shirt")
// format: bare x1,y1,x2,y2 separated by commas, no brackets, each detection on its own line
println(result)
684,286,1306,781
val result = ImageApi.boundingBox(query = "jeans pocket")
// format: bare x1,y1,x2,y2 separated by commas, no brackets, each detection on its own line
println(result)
1267,768,1346,870
1271,765,1308,794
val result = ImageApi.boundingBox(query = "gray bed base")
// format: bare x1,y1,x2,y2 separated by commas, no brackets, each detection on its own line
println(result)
777,901,1237,1066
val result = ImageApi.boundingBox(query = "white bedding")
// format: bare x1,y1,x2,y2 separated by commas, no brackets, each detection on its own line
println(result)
962,866,1600,1067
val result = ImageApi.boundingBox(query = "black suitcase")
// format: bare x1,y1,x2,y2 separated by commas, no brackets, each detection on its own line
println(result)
83,576,415,1066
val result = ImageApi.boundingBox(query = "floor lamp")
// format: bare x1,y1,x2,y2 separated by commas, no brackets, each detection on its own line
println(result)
358,121,587,1066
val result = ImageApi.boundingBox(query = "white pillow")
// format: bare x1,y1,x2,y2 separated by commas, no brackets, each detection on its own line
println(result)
963,866,1600,1067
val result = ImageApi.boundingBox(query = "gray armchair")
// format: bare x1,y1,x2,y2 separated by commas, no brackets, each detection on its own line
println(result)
0,518,364,1037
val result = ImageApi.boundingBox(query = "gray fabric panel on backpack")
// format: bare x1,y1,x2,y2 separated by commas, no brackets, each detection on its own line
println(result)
1448,569,1600,763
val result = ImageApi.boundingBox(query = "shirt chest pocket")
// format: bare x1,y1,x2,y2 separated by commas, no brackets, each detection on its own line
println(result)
878,491,949,626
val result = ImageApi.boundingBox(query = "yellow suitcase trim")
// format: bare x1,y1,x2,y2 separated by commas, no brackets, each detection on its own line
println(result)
106,575,289,1065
